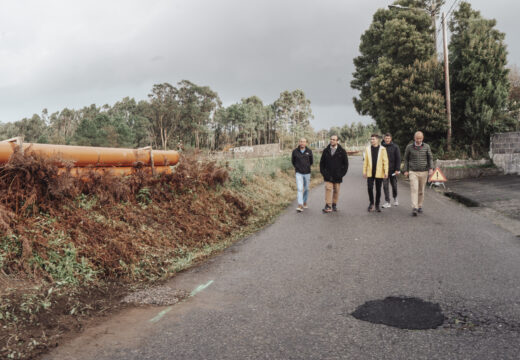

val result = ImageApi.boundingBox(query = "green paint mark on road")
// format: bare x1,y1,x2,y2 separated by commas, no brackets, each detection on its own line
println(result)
190,280,214,297
149,306,173,323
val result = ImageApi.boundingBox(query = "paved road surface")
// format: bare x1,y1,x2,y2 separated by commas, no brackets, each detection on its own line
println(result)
45,157,520,360
446,175,520,236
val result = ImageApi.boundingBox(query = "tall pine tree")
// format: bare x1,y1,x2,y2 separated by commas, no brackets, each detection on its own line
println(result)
351,0,446,151
449,2,510,157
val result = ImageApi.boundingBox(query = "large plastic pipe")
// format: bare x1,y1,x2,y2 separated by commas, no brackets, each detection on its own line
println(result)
58,166,173,177
0,142,16,163
0,142,179,167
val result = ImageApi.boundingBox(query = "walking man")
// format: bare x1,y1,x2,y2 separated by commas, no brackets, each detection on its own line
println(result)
292,138,313,212
320,135,349,213
363,134,389,212
403,131,434,216
381,133,401,208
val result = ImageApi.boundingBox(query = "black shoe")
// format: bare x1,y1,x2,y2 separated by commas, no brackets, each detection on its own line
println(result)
376,206,381,212
418,207,423,214
367,204,374,212
332,203,337,212
412,208,418,216
322,205,332,213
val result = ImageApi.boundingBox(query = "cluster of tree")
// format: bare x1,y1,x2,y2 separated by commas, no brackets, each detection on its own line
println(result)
352,0,518,158
214,90,313,150
325,122,379,148
0,82,314,151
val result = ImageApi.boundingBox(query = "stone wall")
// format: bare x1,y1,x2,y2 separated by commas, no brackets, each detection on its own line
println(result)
490,132,520,175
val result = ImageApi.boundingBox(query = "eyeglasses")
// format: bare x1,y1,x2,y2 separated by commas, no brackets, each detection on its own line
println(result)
330,138,338,141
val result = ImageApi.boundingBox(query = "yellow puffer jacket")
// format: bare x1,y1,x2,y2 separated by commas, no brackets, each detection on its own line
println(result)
363,146,389,179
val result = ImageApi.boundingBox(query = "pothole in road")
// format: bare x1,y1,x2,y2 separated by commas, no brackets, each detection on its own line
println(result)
351,296,445,330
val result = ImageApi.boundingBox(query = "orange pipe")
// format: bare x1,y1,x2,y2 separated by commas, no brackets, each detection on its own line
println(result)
58,166,173,177
0,142,179,167
0,142,16,163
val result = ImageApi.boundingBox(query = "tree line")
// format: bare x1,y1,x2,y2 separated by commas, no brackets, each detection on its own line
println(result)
352,0,520,158
0,81,319,151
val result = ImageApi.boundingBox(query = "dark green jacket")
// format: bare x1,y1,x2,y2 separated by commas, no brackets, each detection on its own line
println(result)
403,142,433,172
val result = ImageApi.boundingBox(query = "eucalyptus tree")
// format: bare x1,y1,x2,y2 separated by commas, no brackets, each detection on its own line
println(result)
147,83,180,150
177,80,221,149
274,90,313,149
242,96,267,145
49,108,80,144
4,113,49,143
109,97,151,147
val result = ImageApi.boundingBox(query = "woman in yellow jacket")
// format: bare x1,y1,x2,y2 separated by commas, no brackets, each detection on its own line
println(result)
363,134,389,212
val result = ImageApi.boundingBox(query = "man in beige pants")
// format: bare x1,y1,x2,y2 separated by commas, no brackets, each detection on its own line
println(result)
403,131,434,216
319,135,349,213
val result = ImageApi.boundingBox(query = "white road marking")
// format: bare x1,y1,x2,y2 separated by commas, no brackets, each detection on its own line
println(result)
149,280,214,323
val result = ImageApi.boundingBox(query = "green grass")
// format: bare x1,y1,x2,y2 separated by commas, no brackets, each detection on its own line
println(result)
29,231,98,286
225,156,294,187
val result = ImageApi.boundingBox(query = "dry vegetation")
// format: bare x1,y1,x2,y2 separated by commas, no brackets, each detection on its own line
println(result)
0,148,317,359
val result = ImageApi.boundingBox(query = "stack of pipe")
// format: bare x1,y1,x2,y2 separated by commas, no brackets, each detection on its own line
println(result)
0,138,179,177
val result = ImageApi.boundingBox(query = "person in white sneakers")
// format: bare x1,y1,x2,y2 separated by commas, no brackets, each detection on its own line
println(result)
363,134,389,212
381,133,401,208
291,138,313,212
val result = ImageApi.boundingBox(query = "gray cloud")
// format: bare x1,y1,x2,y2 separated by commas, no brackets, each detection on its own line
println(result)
0,0,518,130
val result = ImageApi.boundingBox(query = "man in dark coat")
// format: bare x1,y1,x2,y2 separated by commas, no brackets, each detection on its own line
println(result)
291,138,313,212
319,134,349,213
381,133,401,208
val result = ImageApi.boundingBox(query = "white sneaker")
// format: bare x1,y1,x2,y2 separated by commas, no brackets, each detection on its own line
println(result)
296,205,303,212
393,198,399,206
382,202,391,208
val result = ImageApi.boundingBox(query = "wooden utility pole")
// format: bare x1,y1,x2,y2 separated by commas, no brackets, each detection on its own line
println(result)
442,12,452,151
432,14,438,56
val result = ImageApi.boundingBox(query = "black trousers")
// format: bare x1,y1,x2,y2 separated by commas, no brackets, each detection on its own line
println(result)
383,175,398,202
367,177,383,206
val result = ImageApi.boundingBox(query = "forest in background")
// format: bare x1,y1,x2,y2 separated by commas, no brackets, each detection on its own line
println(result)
0,81,376,152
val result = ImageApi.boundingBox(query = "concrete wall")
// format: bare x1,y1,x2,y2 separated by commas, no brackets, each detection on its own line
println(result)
434,159,501,180
490,132,520,175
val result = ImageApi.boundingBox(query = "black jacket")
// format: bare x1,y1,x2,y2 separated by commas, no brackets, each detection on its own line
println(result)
320,144,349,183
381,141,401,173
292,147,313,174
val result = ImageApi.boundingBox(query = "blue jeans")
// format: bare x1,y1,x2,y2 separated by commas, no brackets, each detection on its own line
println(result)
296,173,310,205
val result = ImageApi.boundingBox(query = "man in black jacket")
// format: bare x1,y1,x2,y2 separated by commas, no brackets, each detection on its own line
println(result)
291,138,313,212
381,133,401,208
319,135,349,213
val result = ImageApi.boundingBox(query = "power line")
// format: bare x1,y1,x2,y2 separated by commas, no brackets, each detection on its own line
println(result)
444,0,463,24
445,0,460,18
435,0,462,38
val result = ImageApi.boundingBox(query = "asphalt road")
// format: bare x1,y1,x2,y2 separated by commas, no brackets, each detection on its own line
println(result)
45,157,520,360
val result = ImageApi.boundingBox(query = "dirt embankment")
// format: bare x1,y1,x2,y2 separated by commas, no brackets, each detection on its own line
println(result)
0,149,310,359
2,149,294,359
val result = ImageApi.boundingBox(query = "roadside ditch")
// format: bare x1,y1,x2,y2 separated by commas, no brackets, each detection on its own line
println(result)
0,150,321,359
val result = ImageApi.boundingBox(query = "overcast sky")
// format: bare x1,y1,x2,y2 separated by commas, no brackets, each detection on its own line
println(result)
1,0,519,131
